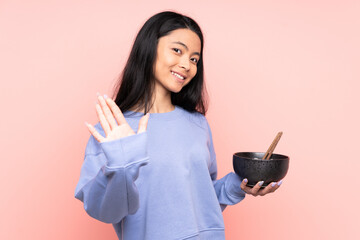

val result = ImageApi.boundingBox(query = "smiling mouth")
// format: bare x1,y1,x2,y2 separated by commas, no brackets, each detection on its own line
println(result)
171,71,186,80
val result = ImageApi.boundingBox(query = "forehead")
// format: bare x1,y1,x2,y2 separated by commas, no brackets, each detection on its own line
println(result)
160,28,201,52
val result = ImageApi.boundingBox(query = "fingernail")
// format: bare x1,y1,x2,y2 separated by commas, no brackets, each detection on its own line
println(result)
277,180,283,186
244,178,248,183
259,181,264,186
271,182,276,187
84,122,89,126
104,94,108,99
96,92,100,97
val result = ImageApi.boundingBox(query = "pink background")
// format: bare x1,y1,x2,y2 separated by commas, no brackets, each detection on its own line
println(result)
1,0,359,239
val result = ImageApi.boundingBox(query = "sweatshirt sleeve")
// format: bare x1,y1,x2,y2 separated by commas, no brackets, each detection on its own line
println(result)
74,125,149,224
205,120,246,211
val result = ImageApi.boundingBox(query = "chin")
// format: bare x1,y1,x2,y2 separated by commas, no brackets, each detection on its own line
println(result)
170,88,182,94
167,84,185,93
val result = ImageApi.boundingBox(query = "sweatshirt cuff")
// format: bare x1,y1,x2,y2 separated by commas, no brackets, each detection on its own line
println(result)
226,172,246,199
100,132,148,168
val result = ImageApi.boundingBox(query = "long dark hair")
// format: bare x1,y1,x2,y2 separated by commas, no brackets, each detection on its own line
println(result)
112,11,208,115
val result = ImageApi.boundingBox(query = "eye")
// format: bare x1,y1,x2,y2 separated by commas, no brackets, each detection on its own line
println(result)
191,58,199,64
172,48,181,54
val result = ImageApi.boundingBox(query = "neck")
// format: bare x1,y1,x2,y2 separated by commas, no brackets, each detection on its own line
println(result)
148,90,174,113
130,86,175,113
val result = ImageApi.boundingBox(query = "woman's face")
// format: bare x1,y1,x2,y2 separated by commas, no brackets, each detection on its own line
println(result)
153,28,201,94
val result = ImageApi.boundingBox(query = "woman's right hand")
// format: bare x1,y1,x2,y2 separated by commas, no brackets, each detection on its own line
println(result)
85,93,150,143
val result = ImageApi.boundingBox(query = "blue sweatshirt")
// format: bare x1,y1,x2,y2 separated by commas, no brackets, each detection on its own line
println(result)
75,106,245,240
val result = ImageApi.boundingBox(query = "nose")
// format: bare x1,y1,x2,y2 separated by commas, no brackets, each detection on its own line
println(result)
179,57,190,71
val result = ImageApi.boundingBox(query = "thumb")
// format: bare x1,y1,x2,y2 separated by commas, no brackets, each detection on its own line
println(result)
137,113,150,134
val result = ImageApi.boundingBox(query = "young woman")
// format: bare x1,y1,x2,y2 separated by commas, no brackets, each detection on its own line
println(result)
75,11,282,240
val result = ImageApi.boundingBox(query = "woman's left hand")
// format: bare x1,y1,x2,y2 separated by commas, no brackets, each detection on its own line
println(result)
240,179,283,197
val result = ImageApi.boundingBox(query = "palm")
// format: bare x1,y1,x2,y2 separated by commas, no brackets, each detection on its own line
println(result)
103,124,135,142
85,94,149,143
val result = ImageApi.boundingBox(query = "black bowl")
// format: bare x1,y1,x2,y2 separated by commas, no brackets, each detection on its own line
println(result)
233,152,289,188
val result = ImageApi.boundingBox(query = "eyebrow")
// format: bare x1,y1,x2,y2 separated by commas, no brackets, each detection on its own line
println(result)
171,41,200,57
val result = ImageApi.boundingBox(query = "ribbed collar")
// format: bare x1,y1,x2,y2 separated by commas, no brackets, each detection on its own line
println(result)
123,105,184,121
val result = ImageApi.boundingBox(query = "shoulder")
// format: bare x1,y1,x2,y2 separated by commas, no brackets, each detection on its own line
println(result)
178,107,214,149
177,106,211,133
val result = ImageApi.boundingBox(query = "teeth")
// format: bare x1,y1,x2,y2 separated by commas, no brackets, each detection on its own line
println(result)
171,71,184,80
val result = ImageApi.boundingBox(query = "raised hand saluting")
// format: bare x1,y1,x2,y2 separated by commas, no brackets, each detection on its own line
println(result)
85,93,150,143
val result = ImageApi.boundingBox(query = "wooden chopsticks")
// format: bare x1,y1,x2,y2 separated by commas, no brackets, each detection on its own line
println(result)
262,132,283,160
